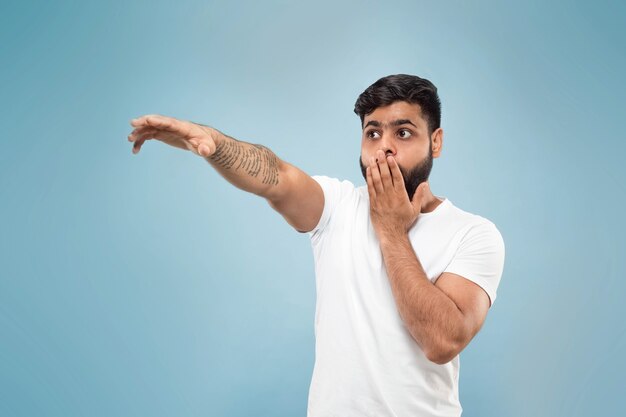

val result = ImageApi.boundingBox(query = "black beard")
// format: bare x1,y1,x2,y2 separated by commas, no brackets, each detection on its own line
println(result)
359,145,433,201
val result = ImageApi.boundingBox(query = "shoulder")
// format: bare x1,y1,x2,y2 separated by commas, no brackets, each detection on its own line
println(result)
439,202,506,307
310,175,360,209
445,200,504,242
306,176,359,239
311,175,357,193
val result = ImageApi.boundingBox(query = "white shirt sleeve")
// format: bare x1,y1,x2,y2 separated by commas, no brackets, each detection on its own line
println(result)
306,175,354,241
443,220,506,308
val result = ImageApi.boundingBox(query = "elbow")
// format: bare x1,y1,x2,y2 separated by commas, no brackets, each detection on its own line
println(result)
425,333,467,365
264,159,290,202
426,319,474,365
426,348,459,365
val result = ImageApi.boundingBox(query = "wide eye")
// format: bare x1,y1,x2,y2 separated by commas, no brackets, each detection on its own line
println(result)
398,129,412,139
366,130,381,139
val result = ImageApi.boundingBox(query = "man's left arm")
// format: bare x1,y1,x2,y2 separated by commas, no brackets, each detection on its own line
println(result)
378,232,491,365
366,149,494,365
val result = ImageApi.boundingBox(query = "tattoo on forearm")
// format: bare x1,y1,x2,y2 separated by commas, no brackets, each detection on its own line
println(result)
208,136,279,186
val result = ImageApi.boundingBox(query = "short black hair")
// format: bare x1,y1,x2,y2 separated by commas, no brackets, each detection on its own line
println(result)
354,74,441,134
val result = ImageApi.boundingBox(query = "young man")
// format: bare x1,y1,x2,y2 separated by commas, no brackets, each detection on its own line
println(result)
127,74,505,417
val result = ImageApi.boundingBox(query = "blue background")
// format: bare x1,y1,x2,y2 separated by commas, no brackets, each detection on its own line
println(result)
1,1,624,416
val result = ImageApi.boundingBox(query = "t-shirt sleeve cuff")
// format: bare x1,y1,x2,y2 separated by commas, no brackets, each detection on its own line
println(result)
305,175,334,239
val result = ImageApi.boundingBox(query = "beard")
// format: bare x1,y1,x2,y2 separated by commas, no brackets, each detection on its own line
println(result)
359,144,433,201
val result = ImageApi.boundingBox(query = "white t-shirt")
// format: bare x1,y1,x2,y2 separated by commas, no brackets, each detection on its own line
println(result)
305,175,505,417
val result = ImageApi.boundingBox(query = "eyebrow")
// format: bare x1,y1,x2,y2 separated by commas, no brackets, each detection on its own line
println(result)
363,119,417,129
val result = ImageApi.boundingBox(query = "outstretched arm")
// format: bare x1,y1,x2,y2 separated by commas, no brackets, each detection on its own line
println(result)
128,114,324,232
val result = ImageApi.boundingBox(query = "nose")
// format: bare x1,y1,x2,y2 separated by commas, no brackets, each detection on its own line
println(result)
379,133,396,157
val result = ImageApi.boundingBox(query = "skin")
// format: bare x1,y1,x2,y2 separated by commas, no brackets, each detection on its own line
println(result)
362,101,491,364
127,115,282,198
360,100,442,216
128,103,492,365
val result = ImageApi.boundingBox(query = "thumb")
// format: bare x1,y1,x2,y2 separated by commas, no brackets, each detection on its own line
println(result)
198,143,212,157
411,182,429,211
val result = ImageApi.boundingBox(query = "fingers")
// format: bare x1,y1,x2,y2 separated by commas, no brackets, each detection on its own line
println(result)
197,142,216,157
130,128,157,154
387,154,404,192
130,114,167,128
366,165,376,199
127,126,155,142
185,135,216,157
375,149,394,190
130,114,191,137
412,182,429,205
128,115,217,157
369,149,394,194
369,155,384,194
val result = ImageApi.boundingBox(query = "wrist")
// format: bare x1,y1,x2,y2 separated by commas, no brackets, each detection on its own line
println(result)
202,125,225,149
193,122,225,148
212,129,226,148
201,127,227,162
377,228,408,246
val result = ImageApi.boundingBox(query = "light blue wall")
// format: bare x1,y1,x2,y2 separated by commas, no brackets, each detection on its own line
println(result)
1,1,624,416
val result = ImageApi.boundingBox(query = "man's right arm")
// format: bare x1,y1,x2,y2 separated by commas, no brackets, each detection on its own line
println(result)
265,160,325,233
128,114,324,233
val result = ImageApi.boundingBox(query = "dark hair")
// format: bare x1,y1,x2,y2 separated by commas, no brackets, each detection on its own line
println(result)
353,74,441,134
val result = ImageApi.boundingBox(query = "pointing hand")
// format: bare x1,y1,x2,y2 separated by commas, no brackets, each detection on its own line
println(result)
127,114,220,157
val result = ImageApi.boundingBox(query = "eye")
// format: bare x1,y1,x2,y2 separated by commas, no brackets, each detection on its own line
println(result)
398,129,412,139
366,130,380,139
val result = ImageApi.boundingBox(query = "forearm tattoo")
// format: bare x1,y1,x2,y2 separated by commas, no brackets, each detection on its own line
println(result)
208,136,280,186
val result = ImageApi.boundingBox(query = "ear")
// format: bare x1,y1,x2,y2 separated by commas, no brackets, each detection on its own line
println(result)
431,128,443,158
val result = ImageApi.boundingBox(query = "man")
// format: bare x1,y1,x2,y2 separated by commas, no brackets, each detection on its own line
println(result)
127,74,505,417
